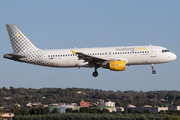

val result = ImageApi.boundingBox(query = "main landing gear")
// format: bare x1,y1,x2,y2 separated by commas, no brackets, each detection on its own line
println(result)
151,64,156,74
92,71,98,77
92,65,100,77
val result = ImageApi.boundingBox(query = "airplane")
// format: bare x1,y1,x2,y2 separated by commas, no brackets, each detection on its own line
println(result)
4,24,177,77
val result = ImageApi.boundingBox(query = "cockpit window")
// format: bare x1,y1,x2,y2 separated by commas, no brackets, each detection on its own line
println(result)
162,50,170,53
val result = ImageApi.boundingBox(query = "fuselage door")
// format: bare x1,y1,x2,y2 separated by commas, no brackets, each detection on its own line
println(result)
151,47,156,57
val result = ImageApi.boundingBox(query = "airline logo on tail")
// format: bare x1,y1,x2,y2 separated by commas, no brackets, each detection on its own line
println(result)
6,24,39,53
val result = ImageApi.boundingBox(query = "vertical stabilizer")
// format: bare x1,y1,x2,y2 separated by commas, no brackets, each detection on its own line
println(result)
6,24,39,53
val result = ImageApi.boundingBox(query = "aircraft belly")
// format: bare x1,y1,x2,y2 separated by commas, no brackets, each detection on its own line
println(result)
57,59,77,67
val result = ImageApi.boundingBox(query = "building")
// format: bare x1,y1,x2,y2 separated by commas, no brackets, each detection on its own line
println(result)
151,107,168,113
71,103,77,106
2,109,14,120
124,104,137,112
3,97,11,100
76,91,86,94
124,104,167,113
48,105,80,113
103,101,116,112
124,104,152,113
142,105,152,112
98,100,104,105
103,101,115,108
95,106,115,112
48,105,59,113
57,105,80,113
32,102,42,106
26,102,32,107
116,107,124,113
168,106,180,110
77,100,90,107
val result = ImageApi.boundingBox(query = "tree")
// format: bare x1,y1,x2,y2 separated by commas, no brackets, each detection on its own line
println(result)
127,109,134,113
11,104,21,114
143,110,151,114
166,116,180,120
101,108,109,114
79,107,89,113
66,108,72,113
14,109,23,115
44,107,49,114
21,109,29,115
89,109,98,114
134,110,142,114
138,115,148,120
72,110,78,113
158,110,165,114
52,108,58,113
29,108,37,115
121,111,127,114
29,107,49,115
0,108,4,120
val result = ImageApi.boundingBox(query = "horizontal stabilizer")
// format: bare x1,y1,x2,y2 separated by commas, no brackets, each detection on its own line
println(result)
3,53,27,60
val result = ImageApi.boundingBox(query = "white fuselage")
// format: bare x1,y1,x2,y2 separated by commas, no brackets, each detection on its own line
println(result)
40,45,176,68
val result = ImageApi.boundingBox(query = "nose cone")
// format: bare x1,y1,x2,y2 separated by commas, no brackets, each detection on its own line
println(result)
171,53,177,61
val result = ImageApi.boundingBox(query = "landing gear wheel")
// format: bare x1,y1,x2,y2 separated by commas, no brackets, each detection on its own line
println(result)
152,70,156,74
151,64,156,74
92,71,98,77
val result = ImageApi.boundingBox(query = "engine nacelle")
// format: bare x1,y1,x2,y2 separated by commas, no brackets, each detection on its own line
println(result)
102,61,125,71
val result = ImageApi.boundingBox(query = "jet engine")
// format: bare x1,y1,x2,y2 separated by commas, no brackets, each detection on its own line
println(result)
102,61,125,71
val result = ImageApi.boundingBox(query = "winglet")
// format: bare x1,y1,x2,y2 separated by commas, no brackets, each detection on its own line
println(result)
71,50,76,55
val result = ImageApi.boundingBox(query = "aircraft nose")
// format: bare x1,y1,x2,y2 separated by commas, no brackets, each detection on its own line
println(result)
171,53,177,60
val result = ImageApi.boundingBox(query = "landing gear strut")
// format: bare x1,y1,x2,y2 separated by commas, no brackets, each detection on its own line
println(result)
151,64,156,74
92,65,100,77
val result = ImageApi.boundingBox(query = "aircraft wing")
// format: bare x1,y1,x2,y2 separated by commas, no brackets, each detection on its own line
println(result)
71,50,107,63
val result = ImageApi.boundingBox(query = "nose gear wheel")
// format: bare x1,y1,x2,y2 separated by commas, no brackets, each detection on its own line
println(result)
151,64,156,74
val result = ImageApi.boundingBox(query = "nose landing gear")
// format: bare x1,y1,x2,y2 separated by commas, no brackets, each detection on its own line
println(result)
151,64,156,74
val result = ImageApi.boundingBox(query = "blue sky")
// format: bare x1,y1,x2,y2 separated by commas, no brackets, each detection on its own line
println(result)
0,1,179,92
